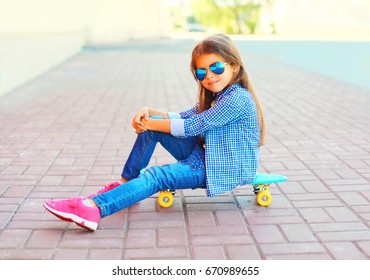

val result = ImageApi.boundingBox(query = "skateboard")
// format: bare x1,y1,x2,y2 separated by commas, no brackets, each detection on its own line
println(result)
157,173,287,208
251,173,287,206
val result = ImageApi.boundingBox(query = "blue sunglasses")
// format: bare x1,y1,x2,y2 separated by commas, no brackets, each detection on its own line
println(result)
195,61,229,81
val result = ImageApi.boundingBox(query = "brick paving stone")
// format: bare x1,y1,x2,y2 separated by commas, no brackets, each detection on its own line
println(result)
53,249,88,260
357,241,370,257
310,222,368,232
300,180,331,193
129,219,185,230
297,208,334,223
325,207,361,222
191,246,226,259
355,213,370,223
98,212,127,230
324,242,368,260
157,227,187,247
88,248,123,260
225,245,262,260
317,231,370,242
337,192,369,206
191,234,253,246
291,199,344,208
187,211,216,227
249,225,286,243
186,202,238,211
266,253,331,260
0,212,13,229
0,229,31,249
215,210,245,226
189,226,247,236
279,224,318,242
260,243,327,256
58,236,123,249
124,247,190,260
124,229,156,248
278,181,307,194
0,249,54,260
245,213,305,225
1,39,370,260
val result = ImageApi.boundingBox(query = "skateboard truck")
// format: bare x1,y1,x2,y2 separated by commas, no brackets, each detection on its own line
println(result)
251,173,287,207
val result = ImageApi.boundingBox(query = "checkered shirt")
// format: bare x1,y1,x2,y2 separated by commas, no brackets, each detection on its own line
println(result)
170,83,260,196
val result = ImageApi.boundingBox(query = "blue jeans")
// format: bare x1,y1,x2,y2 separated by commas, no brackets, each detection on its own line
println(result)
92,131,206,218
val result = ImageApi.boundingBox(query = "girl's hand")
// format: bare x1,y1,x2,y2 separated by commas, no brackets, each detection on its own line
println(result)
132,107,149,133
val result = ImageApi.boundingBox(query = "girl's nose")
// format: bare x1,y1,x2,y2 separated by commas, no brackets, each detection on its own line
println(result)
205,69,214,79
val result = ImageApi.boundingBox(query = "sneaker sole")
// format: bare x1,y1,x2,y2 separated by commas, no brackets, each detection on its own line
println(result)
43,202,98,231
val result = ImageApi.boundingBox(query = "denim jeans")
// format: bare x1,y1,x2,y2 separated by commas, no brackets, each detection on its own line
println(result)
92,131,206,218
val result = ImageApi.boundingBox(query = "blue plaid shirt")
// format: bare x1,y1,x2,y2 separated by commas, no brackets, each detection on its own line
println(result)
169,84,260,196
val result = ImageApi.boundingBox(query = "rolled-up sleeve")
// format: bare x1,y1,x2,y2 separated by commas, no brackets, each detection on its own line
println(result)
170,119,186,137
167,112,181,119
168,105,197,137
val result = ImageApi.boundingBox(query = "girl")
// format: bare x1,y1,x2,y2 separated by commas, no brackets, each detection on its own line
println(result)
43,34,265,231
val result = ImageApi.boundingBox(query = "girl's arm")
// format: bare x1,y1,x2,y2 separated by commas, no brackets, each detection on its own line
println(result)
133,107,168,121
141,118,171,133
132,105,199,134
147,108,169,119
132,107,170,134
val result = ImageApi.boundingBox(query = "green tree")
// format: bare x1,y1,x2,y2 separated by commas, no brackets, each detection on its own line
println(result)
241,2,261,34
191,0,262,34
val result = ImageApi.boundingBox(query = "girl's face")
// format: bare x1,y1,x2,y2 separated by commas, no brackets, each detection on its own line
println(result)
195,53,235,93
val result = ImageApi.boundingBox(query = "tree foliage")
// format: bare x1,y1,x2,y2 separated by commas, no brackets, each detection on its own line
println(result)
191,0,262,34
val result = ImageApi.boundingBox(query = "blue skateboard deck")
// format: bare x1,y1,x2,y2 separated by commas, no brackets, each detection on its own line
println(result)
252,173,287,185
157,172,287,208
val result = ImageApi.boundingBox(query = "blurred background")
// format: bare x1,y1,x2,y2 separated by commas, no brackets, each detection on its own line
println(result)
1,0,369,96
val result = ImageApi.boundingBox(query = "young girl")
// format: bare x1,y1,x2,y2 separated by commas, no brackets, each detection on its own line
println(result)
43,34,265,231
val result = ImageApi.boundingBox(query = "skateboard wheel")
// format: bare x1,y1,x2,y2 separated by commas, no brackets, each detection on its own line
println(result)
158,191,174,208
256,190,272,207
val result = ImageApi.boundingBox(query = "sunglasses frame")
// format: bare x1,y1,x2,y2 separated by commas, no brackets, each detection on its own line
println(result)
195,61,230,81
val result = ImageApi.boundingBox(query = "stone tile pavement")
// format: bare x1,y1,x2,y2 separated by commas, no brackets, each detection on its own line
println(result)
0,39,370,260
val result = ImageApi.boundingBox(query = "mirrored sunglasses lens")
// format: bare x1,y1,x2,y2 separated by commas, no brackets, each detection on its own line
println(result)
210,62,225,74
195,69,206,81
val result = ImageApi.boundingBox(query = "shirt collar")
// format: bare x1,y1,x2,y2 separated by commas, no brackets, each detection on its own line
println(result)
214,83,241,101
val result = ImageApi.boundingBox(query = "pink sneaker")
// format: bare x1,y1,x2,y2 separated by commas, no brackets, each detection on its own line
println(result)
43,197,100,231
87,181,121,198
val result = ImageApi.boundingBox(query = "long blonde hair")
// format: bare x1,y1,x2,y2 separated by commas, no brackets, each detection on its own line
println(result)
190,34,265,145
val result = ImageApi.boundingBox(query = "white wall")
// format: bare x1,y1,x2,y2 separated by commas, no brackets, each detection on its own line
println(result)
0,0,171,96
88,0,171,44
0,33,85,96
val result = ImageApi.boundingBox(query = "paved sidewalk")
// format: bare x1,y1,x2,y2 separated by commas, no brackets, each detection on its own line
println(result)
0,39,369,260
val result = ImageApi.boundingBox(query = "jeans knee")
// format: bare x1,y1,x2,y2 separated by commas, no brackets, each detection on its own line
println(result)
137,130,160,142
140,166,170,190
136,130,151,140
